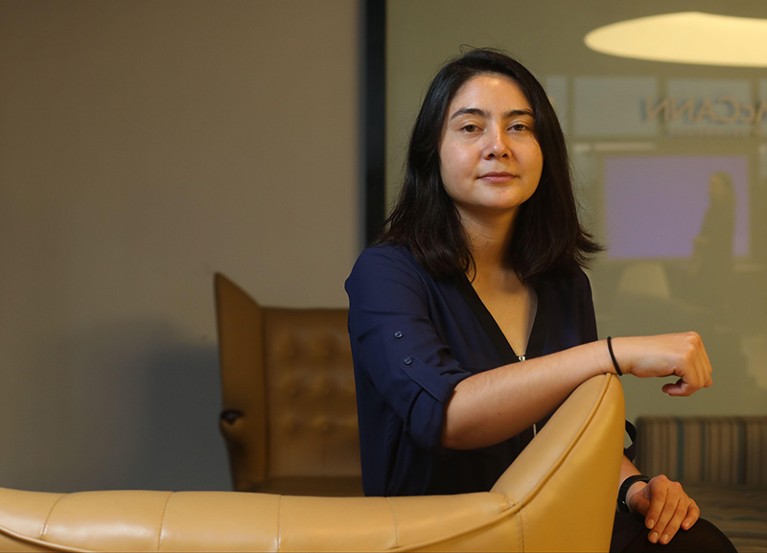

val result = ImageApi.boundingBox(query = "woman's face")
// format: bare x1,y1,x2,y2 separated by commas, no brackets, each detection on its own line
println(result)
438,73,543,225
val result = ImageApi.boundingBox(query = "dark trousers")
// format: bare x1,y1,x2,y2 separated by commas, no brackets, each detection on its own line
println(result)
610,512,737,553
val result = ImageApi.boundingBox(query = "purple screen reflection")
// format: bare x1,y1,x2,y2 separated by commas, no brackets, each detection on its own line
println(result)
603,155,749,259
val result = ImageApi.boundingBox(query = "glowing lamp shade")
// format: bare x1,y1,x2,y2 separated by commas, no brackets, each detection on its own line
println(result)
585,12,767,67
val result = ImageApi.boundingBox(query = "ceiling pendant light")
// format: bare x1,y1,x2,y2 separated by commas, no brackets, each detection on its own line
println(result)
585,12,767,67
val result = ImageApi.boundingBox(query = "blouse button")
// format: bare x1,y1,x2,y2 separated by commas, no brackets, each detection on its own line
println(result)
403,356,413,365
393,331,404,339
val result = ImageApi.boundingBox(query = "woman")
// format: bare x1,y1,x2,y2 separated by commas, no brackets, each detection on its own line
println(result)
345,47,735,552
687,171,736,313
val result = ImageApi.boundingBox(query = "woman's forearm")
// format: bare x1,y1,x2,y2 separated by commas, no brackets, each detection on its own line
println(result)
441,339,611,449
441,332,712,449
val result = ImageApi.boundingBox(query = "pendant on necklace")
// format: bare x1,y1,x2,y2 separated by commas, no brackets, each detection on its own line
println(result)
516,355,536,436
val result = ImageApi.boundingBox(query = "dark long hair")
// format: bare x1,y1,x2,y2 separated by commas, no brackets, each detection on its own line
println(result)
379,47,601,283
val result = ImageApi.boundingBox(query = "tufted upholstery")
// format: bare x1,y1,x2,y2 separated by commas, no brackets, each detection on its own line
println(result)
0,374,626,552
214,273,362,495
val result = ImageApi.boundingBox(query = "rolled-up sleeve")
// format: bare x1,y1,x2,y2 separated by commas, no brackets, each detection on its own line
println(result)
346,246,470,449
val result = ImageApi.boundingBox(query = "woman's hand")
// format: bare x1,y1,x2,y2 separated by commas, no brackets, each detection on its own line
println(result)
611,332,713,396
627,474,701,545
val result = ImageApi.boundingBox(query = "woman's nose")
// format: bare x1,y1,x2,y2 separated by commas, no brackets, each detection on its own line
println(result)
484,129,510,159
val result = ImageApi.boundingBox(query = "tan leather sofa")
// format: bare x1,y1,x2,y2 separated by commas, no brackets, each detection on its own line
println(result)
0,374,624,552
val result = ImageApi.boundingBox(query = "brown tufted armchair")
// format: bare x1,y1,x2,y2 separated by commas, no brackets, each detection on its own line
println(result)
0,373,625,552
213,272,362,496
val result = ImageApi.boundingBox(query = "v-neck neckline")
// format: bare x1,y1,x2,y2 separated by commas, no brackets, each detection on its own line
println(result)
456,274,546,363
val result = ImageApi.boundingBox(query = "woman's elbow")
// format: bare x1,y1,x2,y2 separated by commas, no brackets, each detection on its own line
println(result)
441,423,473,450
440,392,483,450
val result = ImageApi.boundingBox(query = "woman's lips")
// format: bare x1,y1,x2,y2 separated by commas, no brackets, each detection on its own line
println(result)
479,171,517,183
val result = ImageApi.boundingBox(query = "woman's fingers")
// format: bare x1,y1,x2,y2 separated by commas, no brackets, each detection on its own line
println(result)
643,475,701,544
617,332,713,395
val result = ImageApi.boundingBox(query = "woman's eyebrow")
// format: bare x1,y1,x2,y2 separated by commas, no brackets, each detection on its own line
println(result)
449,107,534,120
449,107,488,120
507,108,535,118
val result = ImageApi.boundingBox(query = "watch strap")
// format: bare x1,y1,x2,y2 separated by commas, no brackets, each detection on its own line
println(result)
618,474,650,513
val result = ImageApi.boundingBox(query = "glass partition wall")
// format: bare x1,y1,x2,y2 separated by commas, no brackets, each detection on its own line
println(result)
382,0,767,421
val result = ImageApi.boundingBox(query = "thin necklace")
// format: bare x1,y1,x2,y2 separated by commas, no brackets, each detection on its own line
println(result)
517,354,537,436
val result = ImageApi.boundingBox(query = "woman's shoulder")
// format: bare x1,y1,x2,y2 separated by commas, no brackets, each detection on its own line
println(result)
345,244,446,310
350,243,423,274
346,244,428,288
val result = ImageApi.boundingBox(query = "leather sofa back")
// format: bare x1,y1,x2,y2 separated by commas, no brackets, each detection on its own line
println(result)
0,374,625,552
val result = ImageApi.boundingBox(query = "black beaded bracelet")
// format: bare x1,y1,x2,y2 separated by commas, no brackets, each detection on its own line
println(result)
607,336,623,376
617,474,650,513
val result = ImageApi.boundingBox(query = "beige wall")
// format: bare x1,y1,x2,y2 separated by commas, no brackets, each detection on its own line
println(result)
0,0,360,491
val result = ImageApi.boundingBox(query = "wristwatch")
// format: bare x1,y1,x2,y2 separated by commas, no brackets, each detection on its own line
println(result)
618,474,650,513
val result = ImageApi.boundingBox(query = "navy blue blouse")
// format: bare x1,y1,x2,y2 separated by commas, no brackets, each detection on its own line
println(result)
345,245,598,496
